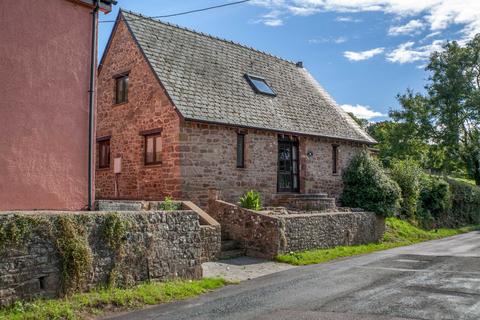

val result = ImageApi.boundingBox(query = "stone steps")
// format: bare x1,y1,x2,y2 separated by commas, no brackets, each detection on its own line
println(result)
219,248,245,260
272,193,337,211
219,239,245,260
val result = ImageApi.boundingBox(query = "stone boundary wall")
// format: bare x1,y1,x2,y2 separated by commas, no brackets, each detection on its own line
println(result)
282,212,385,253
208,199,283,259
96,199,222,262
208,199,385,259
0,210,202,306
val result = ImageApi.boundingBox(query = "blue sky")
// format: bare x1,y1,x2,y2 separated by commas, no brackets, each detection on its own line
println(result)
98,0,480,121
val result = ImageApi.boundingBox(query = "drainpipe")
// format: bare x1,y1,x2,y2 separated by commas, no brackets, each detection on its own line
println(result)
88,0,99,210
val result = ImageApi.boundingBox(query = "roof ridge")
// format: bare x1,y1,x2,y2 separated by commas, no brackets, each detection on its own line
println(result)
120,9,298,66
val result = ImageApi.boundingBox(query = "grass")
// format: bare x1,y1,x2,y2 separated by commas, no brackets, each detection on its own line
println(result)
0,278,227,320
448,176,476,186
277,217,480,266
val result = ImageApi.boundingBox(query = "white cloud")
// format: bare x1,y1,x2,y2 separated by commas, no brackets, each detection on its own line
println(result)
388,19,425,36
254,10,284,26
341,104,385,120
425,31,441,39
309,36,347,44
264,18,283,26
344,47,385,61
250,0,480,42
288,6,320,16
386,40,444,64
335,16,362,23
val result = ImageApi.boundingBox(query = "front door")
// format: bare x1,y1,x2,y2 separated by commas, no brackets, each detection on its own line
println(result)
277,136,299,192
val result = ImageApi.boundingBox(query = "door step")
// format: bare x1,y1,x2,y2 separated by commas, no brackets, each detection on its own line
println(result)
219,248,245,260
219,239,245,260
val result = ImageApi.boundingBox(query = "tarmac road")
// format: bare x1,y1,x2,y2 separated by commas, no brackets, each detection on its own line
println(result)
106,231,480,320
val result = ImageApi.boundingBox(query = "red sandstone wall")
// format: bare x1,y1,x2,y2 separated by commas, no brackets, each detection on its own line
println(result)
95,19,182,200
180,123,278,206
180,123,364,207
0,0,95,210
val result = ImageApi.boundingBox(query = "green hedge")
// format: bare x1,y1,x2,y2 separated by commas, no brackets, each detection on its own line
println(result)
446,178,480,227
417,175,451,228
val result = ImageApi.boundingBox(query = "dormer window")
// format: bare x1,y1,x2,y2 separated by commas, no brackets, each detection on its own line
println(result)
245,74,276,96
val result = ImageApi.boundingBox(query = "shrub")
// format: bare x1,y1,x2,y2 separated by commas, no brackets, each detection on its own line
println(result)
389,159,423,219
446,178,480,227
159,196,182,211
417,175,451,228
341,151,401,217
239,190,262,210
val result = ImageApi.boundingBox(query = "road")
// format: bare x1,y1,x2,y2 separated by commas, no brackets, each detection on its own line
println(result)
106,231,480,320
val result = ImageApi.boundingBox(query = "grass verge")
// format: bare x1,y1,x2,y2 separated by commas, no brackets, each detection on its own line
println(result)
276,217,480,266
0,278,227,320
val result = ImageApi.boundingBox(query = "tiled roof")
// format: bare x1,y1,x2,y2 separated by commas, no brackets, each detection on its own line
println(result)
121,10,376,144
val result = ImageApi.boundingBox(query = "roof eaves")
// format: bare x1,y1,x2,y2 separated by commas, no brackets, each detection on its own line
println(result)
183,117,377,145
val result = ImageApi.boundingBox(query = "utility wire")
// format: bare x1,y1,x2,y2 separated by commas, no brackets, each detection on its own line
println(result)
99,0,252,23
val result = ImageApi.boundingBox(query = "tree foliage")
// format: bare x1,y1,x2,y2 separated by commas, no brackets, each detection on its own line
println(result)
374,35,480,184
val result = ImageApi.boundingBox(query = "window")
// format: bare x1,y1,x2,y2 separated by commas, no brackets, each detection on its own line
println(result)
115,74,128,104
236,133,245,168
98,138,110,169
332,145,339,174
144,133,162,165
244,74,276,96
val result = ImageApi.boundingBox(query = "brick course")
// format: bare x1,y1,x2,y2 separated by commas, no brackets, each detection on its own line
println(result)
96,19,367,207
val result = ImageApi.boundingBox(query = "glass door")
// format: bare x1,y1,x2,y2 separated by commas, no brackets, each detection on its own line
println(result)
278,137,299,192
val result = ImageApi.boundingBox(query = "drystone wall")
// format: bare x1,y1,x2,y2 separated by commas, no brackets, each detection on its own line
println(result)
0,210,202,306
208,199,384,259
282,212,385,253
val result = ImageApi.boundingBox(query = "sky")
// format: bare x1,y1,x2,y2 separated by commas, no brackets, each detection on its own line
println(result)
98,0,480,122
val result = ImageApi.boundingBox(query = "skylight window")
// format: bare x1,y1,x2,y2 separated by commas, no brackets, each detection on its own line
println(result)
245,74,276,96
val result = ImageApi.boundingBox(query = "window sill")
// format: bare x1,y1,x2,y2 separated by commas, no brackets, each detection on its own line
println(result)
97,167,110,171
113,101,128,107
144,163,162,168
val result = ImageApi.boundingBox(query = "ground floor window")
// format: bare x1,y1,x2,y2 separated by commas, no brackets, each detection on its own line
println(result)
278,136,299,192
144,133,162,165
236,133,245,168
98,138,110,169
332,144,339,174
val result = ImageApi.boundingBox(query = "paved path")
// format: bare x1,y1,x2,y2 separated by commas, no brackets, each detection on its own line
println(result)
202,256,297,282
105,231,480,320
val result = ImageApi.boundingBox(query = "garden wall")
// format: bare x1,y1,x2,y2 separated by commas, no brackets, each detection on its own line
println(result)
208,199,384,259
0,210,202,306
96,199,222,262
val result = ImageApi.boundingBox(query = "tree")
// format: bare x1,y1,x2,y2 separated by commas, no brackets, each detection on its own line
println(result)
384,35,480,184
367,120,431,168
347,112,369,129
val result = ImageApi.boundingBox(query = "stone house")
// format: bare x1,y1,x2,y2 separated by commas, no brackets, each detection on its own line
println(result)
0,0,114,210
96,10,376,208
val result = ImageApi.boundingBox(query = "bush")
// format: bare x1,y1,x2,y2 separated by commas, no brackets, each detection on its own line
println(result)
239,190,262,210
341,151,401,217
159,196,182,211
446,178,480,227
389,159,422,219
417,175,451,228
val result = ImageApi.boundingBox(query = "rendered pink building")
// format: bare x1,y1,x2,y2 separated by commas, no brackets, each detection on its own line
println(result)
0,0,113,210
